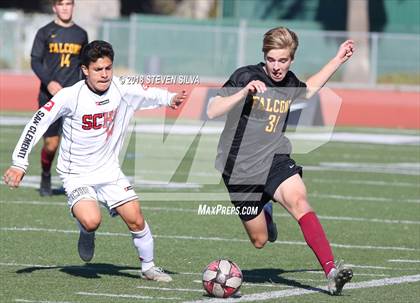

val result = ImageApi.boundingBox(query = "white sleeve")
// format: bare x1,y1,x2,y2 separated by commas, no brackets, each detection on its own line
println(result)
11,91,72,172
123,84,176,111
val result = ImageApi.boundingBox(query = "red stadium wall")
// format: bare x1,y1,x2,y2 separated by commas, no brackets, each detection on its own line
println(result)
320,88,420,129
1,73,419,129
0,74,39,111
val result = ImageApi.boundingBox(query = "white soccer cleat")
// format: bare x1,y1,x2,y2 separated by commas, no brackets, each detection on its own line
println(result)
77,231,95,262
327,261,353,295
142,266,172,282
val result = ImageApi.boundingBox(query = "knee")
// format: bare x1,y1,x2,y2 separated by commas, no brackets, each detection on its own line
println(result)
81,217,101,232
44,144,58,154
127,216,145,232
44,140,59,153
251,236,267,249
292,197,313,219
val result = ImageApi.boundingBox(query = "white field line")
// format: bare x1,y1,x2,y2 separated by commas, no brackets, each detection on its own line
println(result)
104,192,420,203
75,291,179,300
15,300,75,303
137,286,203,293
182,274,420,303
304,165,420,176
1,226,420,252
347,264,399,270
299,269,393,276
312,178,419,188
126,191,420,203
0,262,58,268
388,259,420,263
2,200,420,226
3,117,420,145
0,261,403,275
311,193,420,204
135,166,418,178
0,262,390,280
192,280,295,288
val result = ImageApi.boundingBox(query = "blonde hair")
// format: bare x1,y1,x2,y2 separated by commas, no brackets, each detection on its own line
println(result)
262,27,299,60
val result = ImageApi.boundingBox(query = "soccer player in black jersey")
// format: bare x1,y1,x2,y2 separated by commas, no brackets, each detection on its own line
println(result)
31,0,88,196
207,27,355,295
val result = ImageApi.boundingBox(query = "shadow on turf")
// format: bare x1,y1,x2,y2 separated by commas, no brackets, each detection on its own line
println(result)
16,263,177,279
241,268,329,295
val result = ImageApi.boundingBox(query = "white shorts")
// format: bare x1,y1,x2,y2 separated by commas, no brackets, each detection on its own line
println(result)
63,175,138,217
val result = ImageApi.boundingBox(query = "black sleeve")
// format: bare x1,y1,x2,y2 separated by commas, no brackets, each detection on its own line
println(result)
288,71,307,99
218,68,249,97
30,28,51,86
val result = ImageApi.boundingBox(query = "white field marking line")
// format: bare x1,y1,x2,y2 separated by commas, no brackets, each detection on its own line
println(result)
3,200,420,226
76,291,179,300
312,178,419,188
311,193,420,204
3,117,419,144
388,259,420,263
67,267,387,279
15,300,75,303
304,164,420,176
0,262,400,278
2,226,420,252
0,262,58,268
14,175,202,190
346,264,418,271
137,286,203,293
4,177,420,203
0,262,390,279
192,280,295,288
4,117,420,145
182,274,420,303
301,270,392,277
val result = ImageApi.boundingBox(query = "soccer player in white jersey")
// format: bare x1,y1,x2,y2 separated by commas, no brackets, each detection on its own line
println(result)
3,40,187,282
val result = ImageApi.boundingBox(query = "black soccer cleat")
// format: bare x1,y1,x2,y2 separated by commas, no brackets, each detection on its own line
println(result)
40,172,52,196
78,231,95,262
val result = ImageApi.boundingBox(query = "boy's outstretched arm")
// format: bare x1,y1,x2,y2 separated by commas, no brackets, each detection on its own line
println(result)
305,40,355,98
3,167,25,188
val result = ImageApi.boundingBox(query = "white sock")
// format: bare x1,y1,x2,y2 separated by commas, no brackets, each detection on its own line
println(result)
131,222,155,272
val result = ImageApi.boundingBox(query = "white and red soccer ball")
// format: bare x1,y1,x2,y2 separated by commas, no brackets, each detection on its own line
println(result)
202,259,243,298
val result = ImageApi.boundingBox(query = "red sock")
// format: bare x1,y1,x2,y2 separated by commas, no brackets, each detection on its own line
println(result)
298,211,335,276
41,147,55,174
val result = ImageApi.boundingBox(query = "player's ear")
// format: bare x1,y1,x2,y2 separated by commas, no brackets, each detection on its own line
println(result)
51,1,58,14
81,65,88,77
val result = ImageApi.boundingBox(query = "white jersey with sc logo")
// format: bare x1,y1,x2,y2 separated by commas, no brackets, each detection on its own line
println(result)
12,76,175,184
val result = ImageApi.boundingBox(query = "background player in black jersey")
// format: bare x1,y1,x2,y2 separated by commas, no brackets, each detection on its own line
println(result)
31,0,88,196
207,27,355,295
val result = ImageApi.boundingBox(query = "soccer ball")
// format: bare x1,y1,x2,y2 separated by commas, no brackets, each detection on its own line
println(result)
202,259,243,298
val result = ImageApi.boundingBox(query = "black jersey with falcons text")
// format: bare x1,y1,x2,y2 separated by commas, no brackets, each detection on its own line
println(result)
215,63,306,181
31,21,88,103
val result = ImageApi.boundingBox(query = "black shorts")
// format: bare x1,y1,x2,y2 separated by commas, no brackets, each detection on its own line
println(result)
39,96,62,138
222,154,302,221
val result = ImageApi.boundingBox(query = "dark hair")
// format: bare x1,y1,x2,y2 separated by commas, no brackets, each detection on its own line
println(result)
51,0,74,5
81,40,114,67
